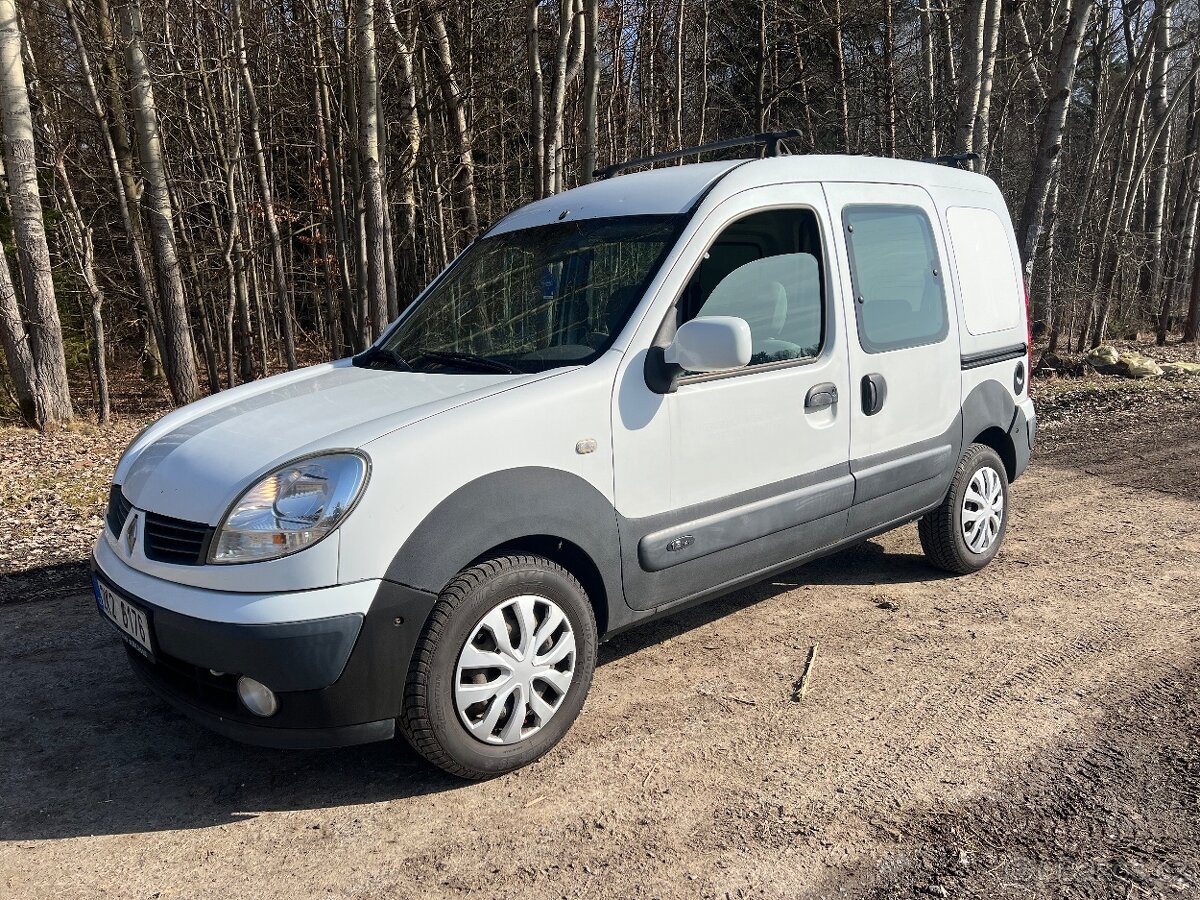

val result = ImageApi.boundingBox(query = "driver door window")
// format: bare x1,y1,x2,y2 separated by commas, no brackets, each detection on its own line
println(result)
677,208,826,370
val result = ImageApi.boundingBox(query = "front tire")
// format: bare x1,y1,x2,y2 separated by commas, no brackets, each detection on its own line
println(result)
919,443,1009,575
400,554,597,779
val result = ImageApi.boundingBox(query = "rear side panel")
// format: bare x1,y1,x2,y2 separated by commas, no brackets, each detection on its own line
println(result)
929,183,1032,476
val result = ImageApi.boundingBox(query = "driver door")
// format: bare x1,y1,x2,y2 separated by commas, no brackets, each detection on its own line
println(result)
614,185,853,611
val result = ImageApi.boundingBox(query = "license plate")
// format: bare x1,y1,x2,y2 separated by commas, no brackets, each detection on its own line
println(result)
96,579,154,658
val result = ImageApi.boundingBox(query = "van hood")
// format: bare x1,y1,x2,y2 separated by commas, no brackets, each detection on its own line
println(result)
116,360,547,525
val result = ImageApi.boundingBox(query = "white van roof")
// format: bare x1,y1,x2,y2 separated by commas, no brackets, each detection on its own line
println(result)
486,155,998,237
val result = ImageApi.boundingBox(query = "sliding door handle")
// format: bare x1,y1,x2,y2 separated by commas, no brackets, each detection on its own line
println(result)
861,373,887,416
805,382,839,411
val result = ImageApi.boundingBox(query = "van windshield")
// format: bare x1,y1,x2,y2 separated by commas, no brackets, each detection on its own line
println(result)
362,215,683,374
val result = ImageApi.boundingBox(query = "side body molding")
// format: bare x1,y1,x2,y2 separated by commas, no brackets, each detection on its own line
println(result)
385,466,624,623
637,472,854,572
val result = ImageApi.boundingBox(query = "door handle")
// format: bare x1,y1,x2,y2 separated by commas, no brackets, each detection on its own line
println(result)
861,373,887,416
805,382,838,411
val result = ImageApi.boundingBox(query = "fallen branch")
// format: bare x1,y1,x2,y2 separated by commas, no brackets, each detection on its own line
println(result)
792,643,819,701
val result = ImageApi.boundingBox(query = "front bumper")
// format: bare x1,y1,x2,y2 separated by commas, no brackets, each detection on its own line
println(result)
91,555,437,749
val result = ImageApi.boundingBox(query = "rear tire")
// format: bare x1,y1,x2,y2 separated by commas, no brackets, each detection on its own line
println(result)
919,443,1009,575
399,554,597,780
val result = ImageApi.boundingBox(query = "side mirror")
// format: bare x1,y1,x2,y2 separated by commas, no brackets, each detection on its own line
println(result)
664,316,753,373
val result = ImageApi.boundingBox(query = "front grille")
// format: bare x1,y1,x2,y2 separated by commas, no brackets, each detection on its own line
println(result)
143,512,215,565
106,485,132,536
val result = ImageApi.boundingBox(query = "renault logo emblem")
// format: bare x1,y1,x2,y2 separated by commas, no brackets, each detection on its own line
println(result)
124,512,140,558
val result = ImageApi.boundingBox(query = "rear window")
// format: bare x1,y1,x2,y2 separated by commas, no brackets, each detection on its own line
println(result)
843,205,948,353
945,206,1022,336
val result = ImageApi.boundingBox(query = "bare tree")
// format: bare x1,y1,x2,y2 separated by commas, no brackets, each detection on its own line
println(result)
972,0,1003,170
0,246,34,421
526,0,545,197
419,0,479,239
0,0,72,429
1017,0,1091,272
118,0,199,405
955,0,987,155
231,0,297,369
4,0,1200,423
582,0,600,181
546,0,583,195
357,0,388,341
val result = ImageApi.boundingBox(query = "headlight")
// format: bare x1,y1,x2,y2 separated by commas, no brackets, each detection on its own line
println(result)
210,452,369,564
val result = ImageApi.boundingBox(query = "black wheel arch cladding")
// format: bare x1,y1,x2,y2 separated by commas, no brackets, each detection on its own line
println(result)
960,378,1023,479
385,466,624,628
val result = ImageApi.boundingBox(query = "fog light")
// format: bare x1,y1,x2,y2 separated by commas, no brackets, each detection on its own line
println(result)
236,676,278,717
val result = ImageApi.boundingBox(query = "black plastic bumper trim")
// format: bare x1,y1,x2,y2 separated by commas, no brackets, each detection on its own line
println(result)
93,555,439,741
128,653,395,749
91,565,364,692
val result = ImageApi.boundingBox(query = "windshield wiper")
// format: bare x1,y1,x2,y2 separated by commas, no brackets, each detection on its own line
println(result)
414,349,523,375
353,346,414,372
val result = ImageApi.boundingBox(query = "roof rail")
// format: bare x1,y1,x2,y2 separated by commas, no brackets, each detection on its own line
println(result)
594,129,803,180
921,152,980,170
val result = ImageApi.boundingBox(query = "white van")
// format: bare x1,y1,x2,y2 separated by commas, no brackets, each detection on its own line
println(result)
93,140,1035,779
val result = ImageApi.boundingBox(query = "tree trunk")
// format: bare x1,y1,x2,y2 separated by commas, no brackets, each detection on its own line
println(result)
1016,0,1091,273
830,0,850,152
118,0,199,406
675,0,685,150
972,0,1002,170
1147,7,1173,343
0,0,72,429
526,0,544,197
419,0,479,240
309,0,360,352
1010,0,1045,103
383,0,423,312
0,245,34,422
582,0,599,181
93,0,162,382
1185,247,1200,341
882,0,897,156
955,0,986,154
546,0,582,195
920,0,938,156
232,0,296,370
356,0,387,341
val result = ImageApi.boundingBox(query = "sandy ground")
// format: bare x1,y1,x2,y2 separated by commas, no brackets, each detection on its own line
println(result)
2,398,1199,899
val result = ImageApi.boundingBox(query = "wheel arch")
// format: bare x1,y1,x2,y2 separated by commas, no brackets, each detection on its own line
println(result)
385,466,624,637
970,425,1017,482
472,535,611,635
961,379,1018,481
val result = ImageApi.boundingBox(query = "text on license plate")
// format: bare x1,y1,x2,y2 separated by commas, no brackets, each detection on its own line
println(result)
97,581,153,657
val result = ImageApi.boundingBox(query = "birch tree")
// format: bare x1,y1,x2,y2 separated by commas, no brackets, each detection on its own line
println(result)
118,0,199,405
358,0,388,339
231,0,297,369
0,0,72,429
1017,0,1091,273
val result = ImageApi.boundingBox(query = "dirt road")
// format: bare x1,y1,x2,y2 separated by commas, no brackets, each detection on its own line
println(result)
3,397,1198,899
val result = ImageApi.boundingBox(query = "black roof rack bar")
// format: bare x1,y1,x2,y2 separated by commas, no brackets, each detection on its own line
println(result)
594,129,803,180
921,152,979,170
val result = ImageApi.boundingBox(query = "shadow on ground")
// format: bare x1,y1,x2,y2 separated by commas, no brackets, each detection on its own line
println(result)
0,560,90,606
1,537,946,842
